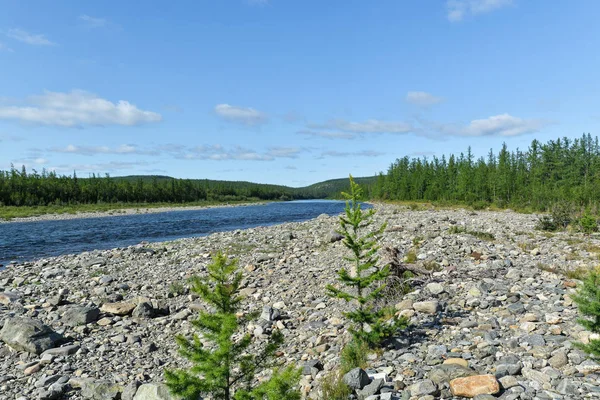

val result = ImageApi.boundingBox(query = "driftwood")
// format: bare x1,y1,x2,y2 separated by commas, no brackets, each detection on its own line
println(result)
374,246,433,304
382,246,434,278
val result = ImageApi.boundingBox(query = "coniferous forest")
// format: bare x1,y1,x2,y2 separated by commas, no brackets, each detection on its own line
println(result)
2,134,600,212
373,133,600,212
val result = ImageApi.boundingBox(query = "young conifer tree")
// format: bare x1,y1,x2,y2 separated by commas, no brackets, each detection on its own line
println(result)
572,270,600,358
165,251,300,400
326,176,406,347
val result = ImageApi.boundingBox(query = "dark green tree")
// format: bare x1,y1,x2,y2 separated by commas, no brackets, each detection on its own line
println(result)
572,271,600,358
326,176,406,347
165,252,299,400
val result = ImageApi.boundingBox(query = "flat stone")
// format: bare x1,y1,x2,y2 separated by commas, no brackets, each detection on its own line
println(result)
450,375,500,398
62,305,100,326
409,379,438,396
428,364,476,385
100,302,136,316
522,368,550,385
413,301,440,314
498,375,519,389
69,378,123,400
23,362,41,375
41,344,80,357
443,358,469,368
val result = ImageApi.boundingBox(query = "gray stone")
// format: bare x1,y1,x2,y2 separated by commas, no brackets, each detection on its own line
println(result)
343,368,371,390
302,359,323,375
548,351,568,370
132,302,154,318
0,317,63,354
428,364,476,384
133,383,181,399
41,344,79,357
522,367,550,385
357,378,384,400
260,306,282,322
520,334,545,347
413,301,440,314
329,231,344,243
426,282,444,295
122,381,141,400
0,291,21,305
556,379,578,395
409,379,438,397
498,375,519,389
62,305,100,326
71,378,123,400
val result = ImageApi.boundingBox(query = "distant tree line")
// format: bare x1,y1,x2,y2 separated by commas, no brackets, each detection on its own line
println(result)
0,170,316,207
373,133,600,211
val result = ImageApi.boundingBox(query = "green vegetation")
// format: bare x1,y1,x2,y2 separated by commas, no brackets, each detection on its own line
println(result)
0,167,378,209
320,370,352,400
168,282,186,296
405,249,417,264
448,226,495,241
373,134,600,213
340,339,369,373
572,271,600,358
326,176,406,347
577,211,599,234
165,252,299,400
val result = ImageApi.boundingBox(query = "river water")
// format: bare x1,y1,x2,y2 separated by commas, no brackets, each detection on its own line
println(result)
0,200,357,266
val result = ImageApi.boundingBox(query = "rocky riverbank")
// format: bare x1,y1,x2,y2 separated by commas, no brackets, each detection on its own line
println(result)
1,204,600,399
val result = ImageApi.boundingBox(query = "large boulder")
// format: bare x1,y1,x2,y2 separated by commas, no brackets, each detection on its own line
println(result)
343,368,371,390
0,317,63,354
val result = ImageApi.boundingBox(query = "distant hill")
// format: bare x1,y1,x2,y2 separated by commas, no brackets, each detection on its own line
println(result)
112,175,378,199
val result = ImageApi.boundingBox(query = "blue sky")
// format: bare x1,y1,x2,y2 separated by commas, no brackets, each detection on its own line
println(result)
0,0,599,186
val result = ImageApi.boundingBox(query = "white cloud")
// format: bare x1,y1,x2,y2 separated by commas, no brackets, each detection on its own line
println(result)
297,130,356,140
310,119,413,134
406,91,444,107
79,15,108,29
50,144,157,156
214,104,267,126
319,150,385,158
171,144,304,161
434,113,549,137
447,0,513,22
184,145,273,161
48,161,151,174
7,28,55,46
0,90,162,127
266,147,302,158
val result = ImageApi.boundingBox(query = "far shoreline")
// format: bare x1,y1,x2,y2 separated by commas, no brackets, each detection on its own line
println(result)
0,201,274,224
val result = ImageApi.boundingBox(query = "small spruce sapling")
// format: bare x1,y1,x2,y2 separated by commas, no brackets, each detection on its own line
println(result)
165,251,299,400
326,176,406,347
572,271,600,358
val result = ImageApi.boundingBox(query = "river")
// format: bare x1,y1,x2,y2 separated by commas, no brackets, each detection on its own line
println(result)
0,200,360,266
